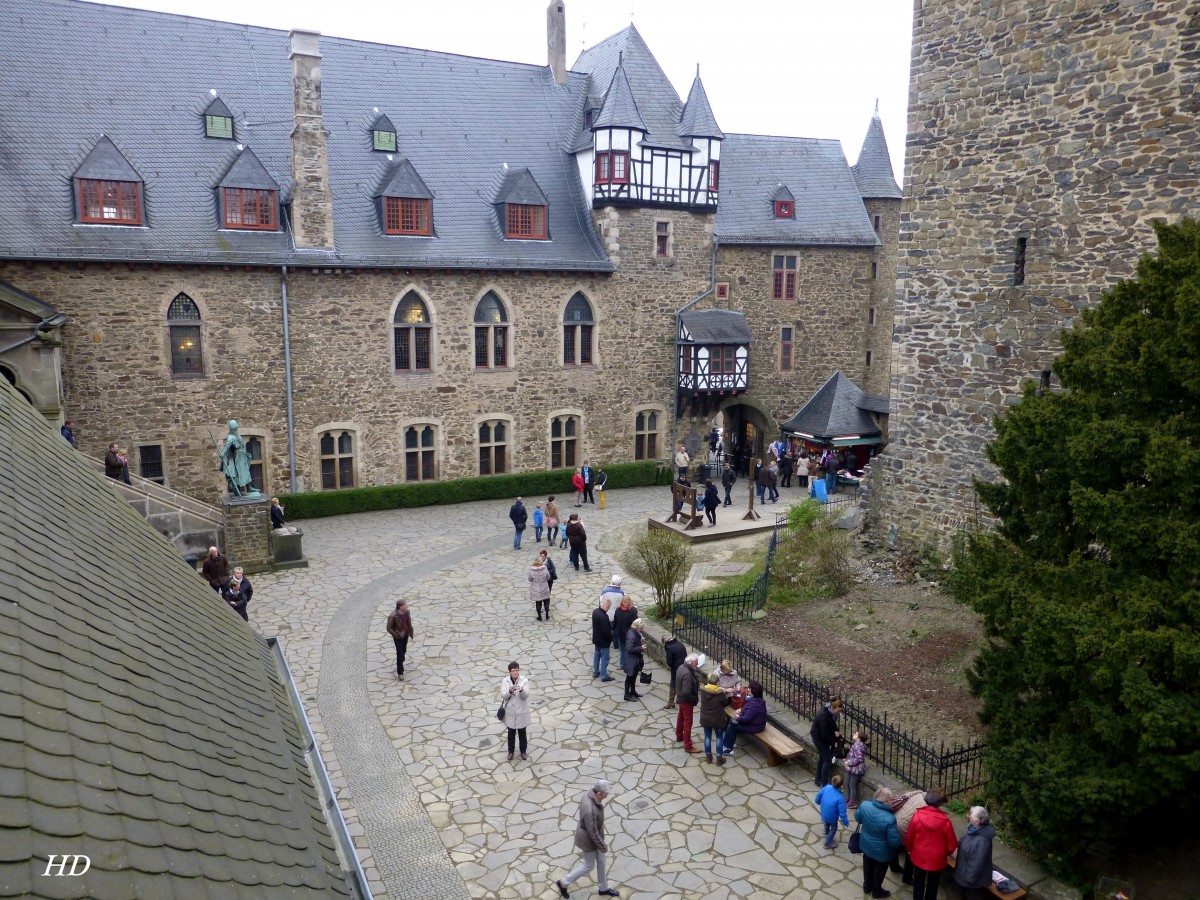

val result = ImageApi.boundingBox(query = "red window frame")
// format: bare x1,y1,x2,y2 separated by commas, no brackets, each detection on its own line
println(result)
223,188,277,230
384,197,432,235
506,204,547,239
708,345,736,374
595,152,629,185
77,179,142,225
781,327,794,372
656,221,670,258
775,200,793,219
708,160,719,191
772,254,797,301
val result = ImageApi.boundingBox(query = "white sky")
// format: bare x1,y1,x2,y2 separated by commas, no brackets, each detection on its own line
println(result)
100,0,914,181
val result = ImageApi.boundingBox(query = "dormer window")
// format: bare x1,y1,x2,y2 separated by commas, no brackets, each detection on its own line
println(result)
775,200,793,219
595,151,629,185
384,198,431,235
506,204,547,240
371,113,398,152
203,97,235,139
223,188,277,230
79,180,142,225
376,159,434,236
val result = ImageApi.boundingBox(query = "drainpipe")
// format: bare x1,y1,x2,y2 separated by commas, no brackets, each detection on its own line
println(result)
281,266,298,494
0,312,67,355
671,239,719,468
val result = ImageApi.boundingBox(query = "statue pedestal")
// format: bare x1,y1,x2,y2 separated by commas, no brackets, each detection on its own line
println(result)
271,528,308,569
222,495,274,575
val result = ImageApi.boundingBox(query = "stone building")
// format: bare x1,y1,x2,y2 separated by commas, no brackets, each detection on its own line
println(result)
0,0,900,504
877,0,1200,544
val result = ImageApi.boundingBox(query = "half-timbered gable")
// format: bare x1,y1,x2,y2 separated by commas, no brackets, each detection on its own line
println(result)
678,309,750,402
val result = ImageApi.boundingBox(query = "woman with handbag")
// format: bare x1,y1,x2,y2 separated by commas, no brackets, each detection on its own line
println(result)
855,786,902,899
499,661,531,761
699,672,728,766
622,619,646,702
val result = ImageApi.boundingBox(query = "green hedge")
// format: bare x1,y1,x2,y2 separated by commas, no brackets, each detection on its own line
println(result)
279,461,674,520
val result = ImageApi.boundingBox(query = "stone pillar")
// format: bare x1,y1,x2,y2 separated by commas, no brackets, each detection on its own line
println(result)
290,29,335,249
223,496,274,574
546,1,566,86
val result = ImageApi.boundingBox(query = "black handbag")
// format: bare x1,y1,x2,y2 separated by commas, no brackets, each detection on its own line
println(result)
848,824,862,854
497,694,512,722
639,671,652,685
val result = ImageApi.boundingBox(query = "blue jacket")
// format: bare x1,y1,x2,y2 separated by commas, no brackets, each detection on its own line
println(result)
815,784,848,826
737,697,767,734
532,508,545,527
855,800,902,862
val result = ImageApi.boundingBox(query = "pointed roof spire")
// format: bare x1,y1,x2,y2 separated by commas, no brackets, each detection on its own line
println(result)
593,61,647,131
678,70,723,139
851,109,901,199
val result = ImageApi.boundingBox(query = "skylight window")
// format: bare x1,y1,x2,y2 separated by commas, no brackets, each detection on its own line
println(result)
206,115,234,139
373,130,397,152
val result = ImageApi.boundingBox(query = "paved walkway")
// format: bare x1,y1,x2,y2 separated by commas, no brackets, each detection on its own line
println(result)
254,486,896,900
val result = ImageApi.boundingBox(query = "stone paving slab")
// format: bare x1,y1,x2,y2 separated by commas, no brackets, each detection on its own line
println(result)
252,486,924,900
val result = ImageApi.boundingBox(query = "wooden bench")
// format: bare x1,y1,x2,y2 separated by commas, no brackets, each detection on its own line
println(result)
946,851,1027,900
724,706,804,767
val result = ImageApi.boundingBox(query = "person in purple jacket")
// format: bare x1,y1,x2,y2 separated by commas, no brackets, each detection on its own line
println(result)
720,679,767,756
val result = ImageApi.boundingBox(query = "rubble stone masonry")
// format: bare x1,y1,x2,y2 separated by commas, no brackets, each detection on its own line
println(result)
878,0,1200,545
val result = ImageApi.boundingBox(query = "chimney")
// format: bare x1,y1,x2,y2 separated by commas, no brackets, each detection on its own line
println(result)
289,29,335,249
547,1,566,86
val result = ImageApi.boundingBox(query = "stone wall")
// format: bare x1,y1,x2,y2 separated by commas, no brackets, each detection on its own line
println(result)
223,496,273,574
878,0,1200,546
863,199,900,398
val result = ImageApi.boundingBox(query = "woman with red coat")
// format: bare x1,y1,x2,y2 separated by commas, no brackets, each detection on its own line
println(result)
572,468,585,507
904,791,958,900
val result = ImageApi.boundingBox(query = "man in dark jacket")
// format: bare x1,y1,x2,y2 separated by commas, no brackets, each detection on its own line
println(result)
810,698,844,787
270,497,287,529
565,514,589,571
674,654,702,753
104,443,124,480
953,806,996,900
60,420,76,448
592,598,614,681
200,546,230,592
386,600,415,680
662,636,687,709
221,566,252,621
509,497,528,550
721,464,737,507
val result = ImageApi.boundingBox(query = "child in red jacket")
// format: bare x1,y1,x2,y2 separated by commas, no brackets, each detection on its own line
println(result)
904,791,958,900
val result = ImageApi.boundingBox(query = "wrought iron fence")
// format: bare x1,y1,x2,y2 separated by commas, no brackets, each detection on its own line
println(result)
671,511,988,798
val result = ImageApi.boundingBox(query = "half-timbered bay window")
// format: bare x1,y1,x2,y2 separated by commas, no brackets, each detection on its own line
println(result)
384,197,431,235
707,345,737,374
223,188,277,230
393,292,432,372
319,430,356,490
404,424,437,481
595,151,629,185
506,203,547,239
167,293,203,376
772,254,797,301
78,180,142,225
473,292,508,369
550,415,579,469
478,419,508,475
634,410,660,460
677,310,751,395
563,293,594,366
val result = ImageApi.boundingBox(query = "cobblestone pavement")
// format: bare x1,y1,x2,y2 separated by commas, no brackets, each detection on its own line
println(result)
253,487,898,900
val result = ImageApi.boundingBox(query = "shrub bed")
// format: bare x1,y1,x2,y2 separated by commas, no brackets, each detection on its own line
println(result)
279,461,673,520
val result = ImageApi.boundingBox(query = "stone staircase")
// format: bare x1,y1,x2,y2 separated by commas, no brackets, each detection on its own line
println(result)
85,457,222,560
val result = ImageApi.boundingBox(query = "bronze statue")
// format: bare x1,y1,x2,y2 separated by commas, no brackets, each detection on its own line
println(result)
218,419,258,497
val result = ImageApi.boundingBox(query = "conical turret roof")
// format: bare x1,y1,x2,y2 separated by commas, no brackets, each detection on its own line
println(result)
678,71,723,139
851,108,901,199
592,62,647,132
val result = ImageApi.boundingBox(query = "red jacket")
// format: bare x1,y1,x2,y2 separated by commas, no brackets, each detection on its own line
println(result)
572,473,585,490
904,805,958,871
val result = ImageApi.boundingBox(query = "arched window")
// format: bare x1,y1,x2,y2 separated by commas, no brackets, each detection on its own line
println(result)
319,430,356,490
563,293,594,366
635,409,660,460
393,292,432,371
550,415,579,469
404,424,437,481
478,419,508,475
167,294,203,376
473,292,508,369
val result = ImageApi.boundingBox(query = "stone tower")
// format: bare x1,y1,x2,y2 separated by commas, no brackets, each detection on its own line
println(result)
877,0,1200,545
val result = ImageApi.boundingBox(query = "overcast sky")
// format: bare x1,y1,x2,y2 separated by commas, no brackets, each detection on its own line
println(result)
100,0,914,181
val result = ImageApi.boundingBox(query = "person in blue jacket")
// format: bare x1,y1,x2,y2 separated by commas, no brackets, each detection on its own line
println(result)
856,786,903,898
816,775,849,850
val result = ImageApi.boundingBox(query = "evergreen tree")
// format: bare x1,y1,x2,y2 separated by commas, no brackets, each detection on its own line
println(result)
951,220,1200,864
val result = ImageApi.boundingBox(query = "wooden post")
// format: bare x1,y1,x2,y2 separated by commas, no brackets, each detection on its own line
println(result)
742,467,761,521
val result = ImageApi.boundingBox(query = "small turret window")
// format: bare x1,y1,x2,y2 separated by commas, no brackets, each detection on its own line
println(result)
373,129,397,152
205,115,234,139
775,200,793,219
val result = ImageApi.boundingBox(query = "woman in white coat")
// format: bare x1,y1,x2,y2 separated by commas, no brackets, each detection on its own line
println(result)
500,661,531,761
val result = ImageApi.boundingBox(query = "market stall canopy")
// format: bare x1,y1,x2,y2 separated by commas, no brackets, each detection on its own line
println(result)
780,370,888,446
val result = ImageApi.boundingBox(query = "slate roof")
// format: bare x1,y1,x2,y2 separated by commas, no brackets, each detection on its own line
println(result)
218,147,279,191
851,112,903,199
592,65,648,132
680,309,752,344
714,134,880,247
780,371,884,439
0,377,352,897
73,135,142,182
0,279,61,321
572,26,693,151
0,0,611,272
377,159,434,201
678,73,724,140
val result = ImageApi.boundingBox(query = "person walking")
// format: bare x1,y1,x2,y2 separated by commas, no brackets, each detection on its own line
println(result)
905,791,958,900
856,786,903,899
612,595,638,670
60,420,76,448
529,555,552,621
766,460,780,503
555,780,620,898
702,480,720,526
595,466,608,509
200,545,230,593
566,513,590,571
622,619,646,702
675,443,690,478
810,698,844,787
698,672,727,765
104,442,124,480
532,503,545,543
499,661,531,762
222,567,252,621
386,600,414,680
674,654,702,753
721,463,737,507
662,635,687,709
540,549,558,597
817,776,850,849
546,496,562,545
953,806,995,900
509,497,528,550
592,598,614,681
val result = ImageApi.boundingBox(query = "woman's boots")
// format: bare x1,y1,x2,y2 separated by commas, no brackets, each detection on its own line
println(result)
663,688,676,710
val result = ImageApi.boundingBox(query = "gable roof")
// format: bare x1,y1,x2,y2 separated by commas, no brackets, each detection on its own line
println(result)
780,370,883,440
370,112,396,134
680,309,752,344
73,135,142,183
592,64,648,132
217,146,279,191
715,134,879,247
678,73,723,139
0,376,352,897
0,0,611,272
851,111,902,199
376,159,433,200
495,167,549,206
202,96,233,119
772,184,795,202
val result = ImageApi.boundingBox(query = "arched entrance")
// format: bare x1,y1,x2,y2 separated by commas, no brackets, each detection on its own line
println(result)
720,400,774,476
